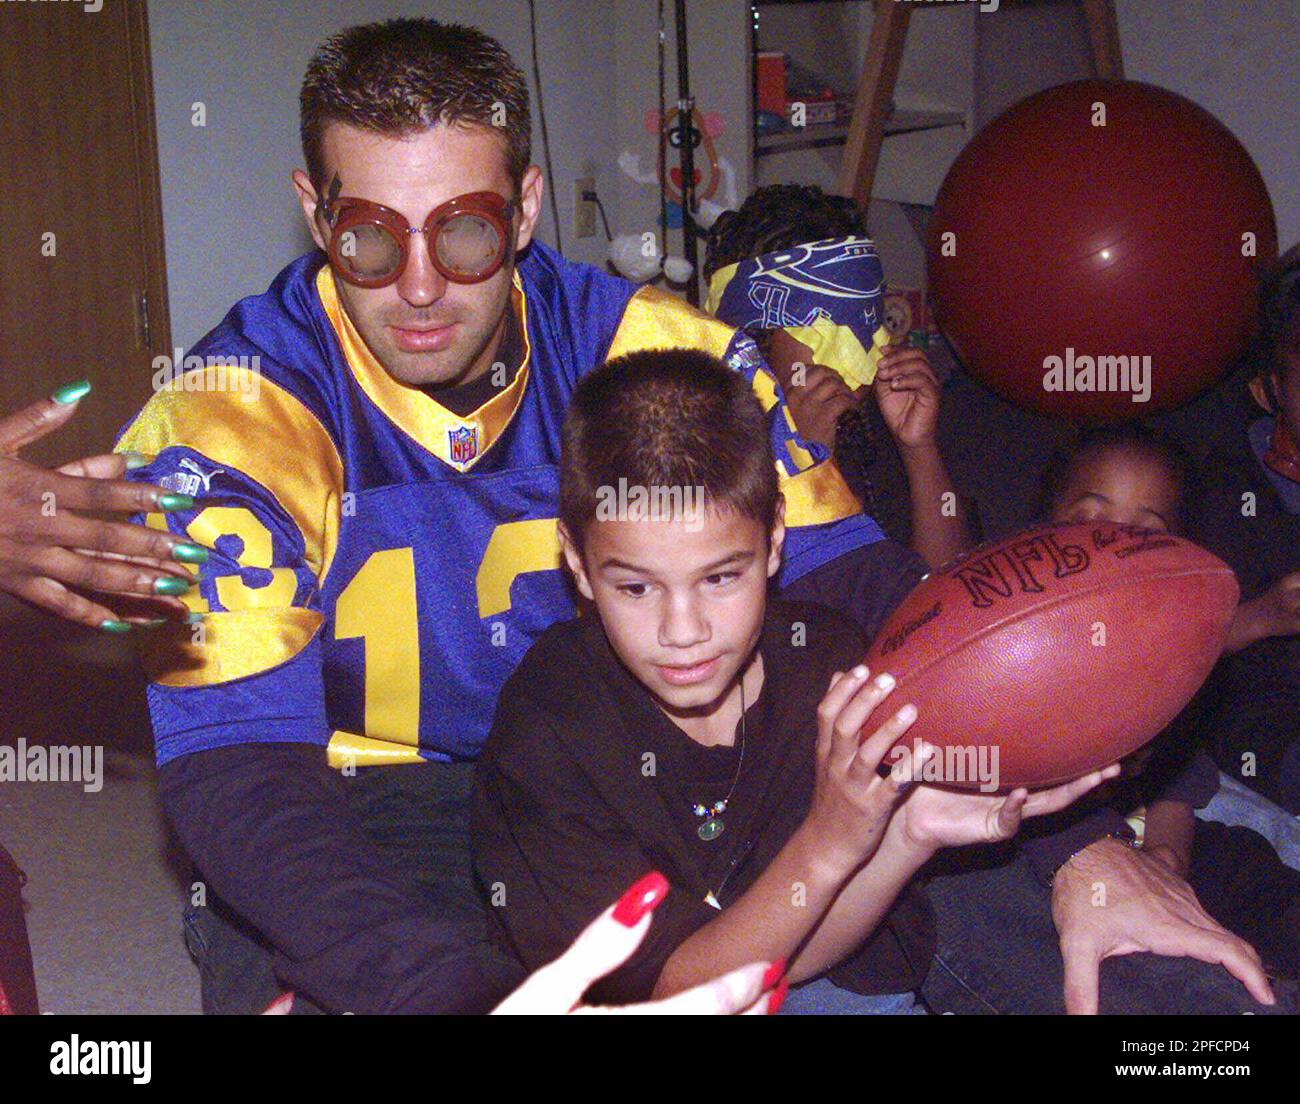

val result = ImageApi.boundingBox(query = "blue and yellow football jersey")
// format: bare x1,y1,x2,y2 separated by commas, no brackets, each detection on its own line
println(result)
117,242,884,767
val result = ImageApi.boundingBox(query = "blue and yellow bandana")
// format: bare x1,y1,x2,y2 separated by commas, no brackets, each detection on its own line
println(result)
704,235,891,389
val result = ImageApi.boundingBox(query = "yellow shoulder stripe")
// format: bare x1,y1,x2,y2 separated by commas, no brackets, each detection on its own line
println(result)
781,463,863,526
605,285,740,362
117,367,344,584
139,607,324,688
326,730,426,769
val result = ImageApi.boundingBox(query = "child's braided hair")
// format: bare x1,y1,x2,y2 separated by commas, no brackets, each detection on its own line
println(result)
702,184,866,283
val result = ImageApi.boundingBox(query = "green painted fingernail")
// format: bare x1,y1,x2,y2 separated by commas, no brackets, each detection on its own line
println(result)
51,380,92,405
99,619,133,633
184,612,207,624
172,542,209,565
157,493,194,512
122,451,154,471
154,576,193,596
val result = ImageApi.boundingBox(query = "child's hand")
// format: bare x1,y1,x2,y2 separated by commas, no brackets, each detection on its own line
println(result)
873,346,941,452
1225,571,1300,652
806,666,920,876
1252,571,1300,636
883,762,1122,857
784,363,860,450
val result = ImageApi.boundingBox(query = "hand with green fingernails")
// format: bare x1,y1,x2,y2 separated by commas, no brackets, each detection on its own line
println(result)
0,380,211,632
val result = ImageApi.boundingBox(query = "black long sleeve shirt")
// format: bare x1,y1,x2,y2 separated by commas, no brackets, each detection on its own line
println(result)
471,597,935,1003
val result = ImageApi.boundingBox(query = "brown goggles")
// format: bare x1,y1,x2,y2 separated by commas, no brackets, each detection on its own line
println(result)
317,177,516,288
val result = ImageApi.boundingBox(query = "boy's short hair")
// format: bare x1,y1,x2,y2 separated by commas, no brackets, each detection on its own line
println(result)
559,349,780,552
300,18,531,194
1041,422,1197,536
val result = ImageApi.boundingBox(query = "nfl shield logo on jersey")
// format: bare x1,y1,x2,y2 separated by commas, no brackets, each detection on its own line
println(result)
448,424,478,465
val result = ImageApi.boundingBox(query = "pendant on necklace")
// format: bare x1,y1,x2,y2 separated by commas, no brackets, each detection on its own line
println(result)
692,799,728,842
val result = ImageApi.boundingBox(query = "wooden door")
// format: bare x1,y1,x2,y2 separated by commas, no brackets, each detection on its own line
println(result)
0,0,168,752
0,0,170,468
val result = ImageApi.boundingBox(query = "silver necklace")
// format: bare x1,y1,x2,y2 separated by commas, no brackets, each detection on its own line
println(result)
690,674,747,842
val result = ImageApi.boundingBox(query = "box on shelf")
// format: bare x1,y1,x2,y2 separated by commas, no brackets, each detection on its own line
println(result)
756,51,787,116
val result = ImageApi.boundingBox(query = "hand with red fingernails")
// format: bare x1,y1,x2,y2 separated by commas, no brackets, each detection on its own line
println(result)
258,873,785,1017
493,871,786,1015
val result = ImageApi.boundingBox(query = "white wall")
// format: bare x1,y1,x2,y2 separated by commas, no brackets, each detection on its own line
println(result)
973,0,1298,249
147,0,618,349
1117,0,1299,250
147,0,1299,348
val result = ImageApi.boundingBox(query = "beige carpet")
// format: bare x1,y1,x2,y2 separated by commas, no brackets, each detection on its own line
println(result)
1,750,199,1015
1,597,199,1015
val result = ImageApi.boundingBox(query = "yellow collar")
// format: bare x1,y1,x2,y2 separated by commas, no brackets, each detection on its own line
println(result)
314,264,532,471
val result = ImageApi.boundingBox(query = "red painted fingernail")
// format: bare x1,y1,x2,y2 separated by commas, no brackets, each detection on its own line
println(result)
761,958,786,991
262,991,294,1015
766,977,790,1015
612,871,669,927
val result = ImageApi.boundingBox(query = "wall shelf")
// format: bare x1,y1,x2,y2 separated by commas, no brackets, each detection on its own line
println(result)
755,107,965,156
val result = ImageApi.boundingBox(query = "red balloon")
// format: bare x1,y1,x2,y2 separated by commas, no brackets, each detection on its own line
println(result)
928,79,1277,420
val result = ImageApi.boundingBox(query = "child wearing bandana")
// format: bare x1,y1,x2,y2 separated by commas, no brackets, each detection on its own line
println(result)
703,185,972,570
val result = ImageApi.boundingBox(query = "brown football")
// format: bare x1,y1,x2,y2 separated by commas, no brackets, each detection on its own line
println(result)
861,522,1239,790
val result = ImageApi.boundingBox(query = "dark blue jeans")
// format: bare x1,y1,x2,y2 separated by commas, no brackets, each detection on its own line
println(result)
182,760,520,1014
920,848,1300,1015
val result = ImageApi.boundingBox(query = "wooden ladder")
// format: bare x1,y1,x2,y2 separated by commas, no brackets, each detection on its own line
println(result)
837,0,1125,209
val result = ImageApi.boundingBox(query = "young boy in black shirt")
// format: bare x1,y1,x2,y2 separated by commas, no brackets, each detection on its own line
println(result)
471,348,1112,1010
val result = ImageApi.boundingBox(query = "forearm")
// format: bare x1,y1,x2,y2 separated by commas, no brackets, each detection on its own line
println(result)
1019,803,1135,883
1141,800,1195,878
791,828,931,982
651,822,850,997
1223,597,1273,655
159,743,511,1013
899,443,971,569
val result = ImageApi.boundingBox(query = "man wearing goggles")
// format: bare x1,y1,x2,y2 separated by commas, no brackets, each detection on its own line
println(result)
116,17,907,1016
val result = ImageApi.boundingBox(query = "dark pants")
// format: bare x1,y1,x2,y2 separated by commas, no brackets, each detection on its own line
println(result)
0,841,39,1014
920,846,1300,1015
182,760,520,1015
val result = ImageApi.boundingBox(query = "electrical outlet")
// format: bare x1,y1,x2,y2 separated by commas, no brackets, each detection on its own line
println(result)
573,177,596,240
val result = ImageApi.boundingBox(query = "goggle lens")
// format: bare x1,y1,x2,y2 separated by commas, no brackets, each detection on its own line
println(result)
435,213,504,278
338,223,404,282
